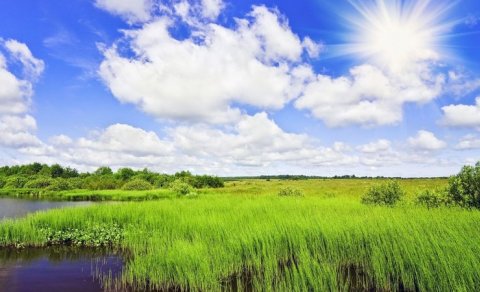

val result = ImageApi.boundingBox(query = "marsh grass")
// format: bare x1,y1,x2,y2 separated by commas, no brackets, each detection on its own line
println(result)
1,188,479,291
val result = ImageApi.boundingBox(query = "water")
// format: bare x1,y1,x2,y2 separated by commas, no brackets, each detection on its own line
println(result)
0,198,124,292
0,247,124,292
0,197,94,220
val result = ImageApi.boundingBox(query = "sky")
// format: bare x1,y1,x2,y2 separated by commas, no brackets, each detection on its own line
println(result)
0,0,479,176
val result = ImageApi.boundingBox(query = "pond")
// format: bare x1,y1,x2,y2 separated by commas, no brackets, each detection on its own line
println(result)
0,198,125,292
0,197,94,220
0,247,124,292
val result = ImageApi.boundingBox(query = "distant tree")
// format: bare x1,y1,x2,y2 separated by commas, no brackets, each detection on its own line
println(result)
50,164,65,178
94,166,113,176
447,162,480,208
116,168,135,181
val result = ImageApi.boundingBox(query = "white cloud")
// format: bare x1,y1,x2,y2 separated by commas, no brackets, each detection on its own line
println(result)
99,5,313,123
95,0,153,23
200,0,224,20
441,97,480,128
4,39,45,79
302,37,322,58
408,130,447,151
357,139,391,153
0,40,43,149
295,63,445,127
455,134,480,150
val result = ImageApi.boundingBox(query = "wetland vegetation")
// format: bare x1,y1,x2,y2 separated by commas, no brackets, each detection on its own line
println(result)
0,162,479,291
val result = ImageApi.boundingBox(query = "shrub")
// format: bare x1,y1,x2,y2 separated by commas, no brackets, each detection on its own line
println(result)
82,175,121,190
415,189,448,208
24,177,55,189
191,175,225,188
278,187,304,197
0,177,6,188
122,179,153,191
361,180,405,206
447,162,480,208
170,179,194,196
46,179,74,191
67,177,85,189
4,176,28,188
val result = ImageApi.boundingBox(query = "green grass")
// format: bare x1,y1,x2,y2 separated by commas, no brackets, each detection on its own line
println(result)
0,178,449,201
1,178,478,291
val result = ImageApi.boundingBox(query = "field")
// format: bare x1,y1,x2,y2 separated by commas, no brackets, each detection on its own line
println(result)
2,178,480,291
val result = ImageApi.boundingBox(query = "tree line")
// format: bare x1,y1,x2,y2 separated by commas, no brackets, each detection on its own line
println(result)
0,163,224,191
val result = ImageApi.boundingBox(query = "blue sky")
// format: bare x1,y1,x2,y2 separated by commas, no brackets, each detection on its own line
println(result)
0,0,479,176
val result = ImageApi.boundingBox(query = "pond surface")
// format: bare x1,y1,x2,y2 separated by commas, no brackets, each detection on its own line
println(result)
0,197,94,220
0,247,124,292
0,198,125,291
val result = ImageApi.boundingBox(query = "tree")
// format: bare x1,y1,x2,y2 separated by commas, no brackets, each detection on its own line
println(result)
94,166,113,176
448,162,480,208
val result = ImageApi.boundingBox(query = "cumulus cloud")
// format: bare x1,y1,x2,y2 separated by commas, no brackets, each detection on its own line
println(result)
408,130,447,151
295,63,445,127
0,40,44,149
357,139,391,153
98,5,314,124
4,39,45,79
455,134,480,150
95,0,153,23
441,97,480,128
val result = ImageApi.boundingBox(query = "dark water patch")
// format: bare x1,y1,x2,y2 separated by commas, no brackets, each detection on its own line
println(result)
0,197,94,220
0,247,124,292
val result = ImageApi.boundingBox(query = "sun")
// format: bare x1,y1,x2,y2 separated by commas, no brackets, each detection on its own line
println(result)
343,0,455,71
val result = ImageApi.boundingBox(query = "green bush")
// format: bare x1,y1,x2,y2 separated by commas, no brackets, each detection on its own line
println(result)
46,179,74,191
361,180,405,206
24,177,55,189
122,179,153,191
278,187,304,197
82,175,121,190
447,162,480,208
0,177,6,188
415,189,448,208
170,179,194,196
4,176,28,188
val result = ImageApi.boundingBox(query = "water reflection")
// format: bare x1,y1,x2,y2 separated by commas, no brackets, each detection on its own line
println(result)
0,247,124,292
0,198,94,220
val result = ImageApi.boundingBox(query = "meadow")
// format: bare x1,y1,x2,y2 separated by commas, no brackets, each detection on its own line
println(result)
3,177,480,291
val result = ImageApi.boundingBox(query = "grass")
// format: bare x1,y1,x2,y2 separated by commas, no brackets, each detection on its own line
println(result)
0,178,448,201
1,178,478,291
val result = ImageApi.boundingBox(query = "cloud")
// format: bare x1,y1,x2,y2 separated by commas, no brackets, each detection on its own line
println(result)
4,39,45,80
99,5,314,123
0,40,43,149
455,134,480,150
357,139,391,153
295,63,444,127
200,0,224,20
408,130,447,151
441,97,480,128
95,0,153,23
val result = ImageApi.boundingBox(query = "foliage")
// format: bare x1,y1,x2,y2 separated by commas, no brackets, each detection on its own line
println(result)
82,175,121,190
0,177,5,188
115,167,135,181
121,179,153,191
169,179,194,196
24,177,55,189
447,162,480,208
361,180,405,206
43,223,122,247
4,176,28,189
415,189,449,208
46,179,74,191
94,166,113,176
278,186,304,197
